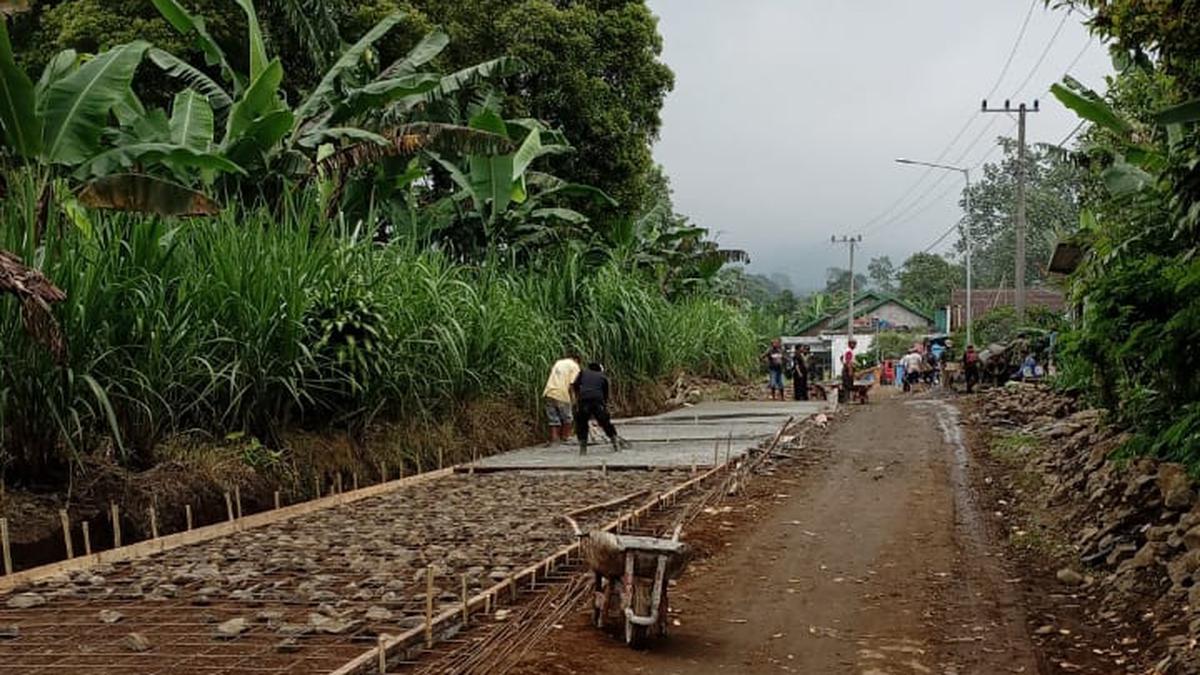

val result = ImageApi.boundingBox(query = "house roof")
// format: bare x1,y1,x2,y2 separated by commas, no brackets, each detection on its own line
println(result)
794,293,934,334
949,287,1066,317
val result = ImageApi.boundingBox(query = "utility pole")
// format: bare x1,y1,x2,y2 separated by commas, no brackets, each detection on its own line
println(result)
982,99,1038,321
831,235,863,339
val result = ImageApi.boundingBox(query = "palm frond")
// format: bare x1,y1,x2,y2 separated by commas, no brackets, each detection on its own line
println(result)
316,123,514,176
0,249,67,361
278,0,342,73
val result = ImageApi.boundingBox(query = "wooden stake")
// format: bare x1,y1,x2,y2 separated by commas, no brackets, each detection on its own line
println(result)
148,506,159,539
335,473,343,495
484,592,492,615
461,575,469,626
0,517,10,575
314,475,321,499
726,431,733,463
713,440,720,467
352,472,359,492
379,461,387,484
399,461,405,479
425,566,434,648
273,490,281,510
185,504,194,531
110,503,121,548
234,486,243,519
59,509,74,559
437,447,444,471
601,461,607,478
377,634,387,674
224,492,234,522
82,521,92,556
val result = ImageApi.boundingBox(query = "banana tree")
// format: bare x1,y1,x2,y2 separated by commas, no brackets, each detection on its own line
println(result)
0,18,238,216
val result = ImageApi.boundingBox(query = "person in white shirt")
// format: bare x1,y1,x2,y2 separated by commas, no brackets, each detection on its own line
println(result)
543,353,581,445
900,348,924,393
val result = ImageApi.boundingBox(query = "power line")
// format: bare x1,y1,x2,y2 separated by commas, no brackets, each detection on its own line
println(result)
1010,7,1071,97
856,0,1039,233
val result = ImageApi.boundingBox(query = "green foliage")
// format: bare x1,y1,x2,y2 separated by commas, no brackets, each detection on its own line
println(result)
897,252,963,313
0,174,757,478
956,137,1086,288
969,305,1064,347
875,331,923,360
1052,0,1200,467
867,256,896,293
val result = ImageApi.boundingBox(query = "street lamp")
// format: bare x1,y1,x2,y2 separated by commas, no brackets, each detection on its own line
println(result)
894,158,973,348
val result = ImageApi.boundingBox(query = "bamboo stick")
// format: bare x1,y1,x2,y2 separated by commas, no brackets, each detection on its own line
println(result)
461,575,469,626
110,503,121,548
81,521,91,556
148,506,159,539
273,490,281,510
185,504,193,531
1,517,12,575
335,473,343,495
352,472,359,492
234,486,243,519
377,634,387,674
59,509,73,559
224,492,234,522
425,566,434,648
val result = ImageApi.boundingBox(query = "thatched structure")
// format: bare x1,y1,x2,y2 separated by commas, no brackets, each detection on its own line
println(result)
0,249,67,361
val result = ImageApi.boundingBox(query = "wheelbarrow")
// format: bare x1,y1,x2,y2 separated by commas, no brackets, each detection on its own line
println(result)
563,515,690,648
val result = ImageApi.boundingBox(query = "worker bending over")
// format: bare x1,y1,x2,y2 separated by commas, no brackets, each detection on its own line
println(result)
572,362,628,455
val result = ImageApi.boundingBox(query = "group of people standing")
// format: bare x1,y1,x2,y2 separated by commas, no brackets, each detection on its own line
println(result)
542,353,628,454
762,338,814,401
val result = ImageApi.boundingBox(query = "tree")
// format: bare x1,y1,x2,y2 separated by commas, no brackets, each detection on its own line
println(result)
867,256,896,293
954,137,1086,288
897,252,962,313
11,0,675,225
824,267,867,296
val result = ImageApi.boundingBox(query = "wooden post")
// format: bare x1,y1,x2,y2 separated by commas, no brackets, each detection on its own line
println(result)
415,455,422,475
437,447,444,471
377,634,387,674
713,440,719,467
399,461,406,479
379,461,387,484
148,506,159,539
110,503,122,548
1,517,12,575
461,575,469,626
425,566,434,649
509,578,517,601
335,473,343,495
82,521,92,556
314,475,321,499
185,504,194,531
273,490,281,510
224,492,234,522
601,461,607,479
485,592,492,615
352,472,359,492
234,486,243,519
59,509,74,559
726,431,732,463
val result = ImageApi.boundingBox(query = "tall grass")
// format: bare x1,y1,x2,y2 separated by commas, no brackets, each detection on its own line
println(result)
0,181,758,481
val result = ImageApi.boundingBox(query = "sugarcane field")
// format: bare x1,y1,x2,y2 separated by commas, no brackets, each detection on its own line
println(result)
3,1,1200,674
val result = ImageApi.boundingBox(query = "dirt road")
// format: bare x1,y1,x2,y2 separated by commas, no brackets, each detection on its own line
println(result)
516,393,1040,674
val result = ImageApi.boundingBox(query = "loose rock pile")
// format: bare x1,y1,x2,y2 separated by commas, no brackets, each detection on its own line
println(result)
981,383,1200,673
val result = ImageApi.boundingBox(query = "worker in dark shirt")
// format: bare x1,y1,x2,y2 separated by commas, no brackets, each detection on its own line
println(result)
572,362,626,455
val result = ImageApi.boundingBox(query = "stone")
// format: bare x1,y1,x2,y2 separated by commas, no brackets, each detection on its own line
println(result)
122,633,152,652
275,622,310,636
98,609,125,624
1190,584,1200,611
1159,463,1195,510
276,638,302,653
6,593,45,609
1128,542,1162,570
215,618,249,640
256,609,285,624
0,625,19,640
1184,526,1200,552
1056,568,1084,586
309,613,357,635
1168,551,1200,587
365,606,393,622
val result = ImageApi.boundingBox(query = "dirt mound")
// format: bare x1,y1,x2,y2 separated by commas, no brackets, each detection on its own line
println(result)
980,383,1200,673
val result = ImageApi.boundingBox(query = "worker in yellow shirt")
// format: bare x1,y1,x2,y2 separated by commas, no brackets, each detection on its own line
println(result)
543,353,581,445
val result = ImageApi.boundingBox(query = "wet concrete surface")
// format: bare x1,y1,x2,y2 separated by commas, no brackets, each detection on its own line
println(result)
471,401,827,470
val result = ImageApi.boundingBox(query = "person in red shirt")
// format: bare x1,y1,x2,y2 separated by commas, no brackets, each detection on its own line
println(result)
839,339,857,403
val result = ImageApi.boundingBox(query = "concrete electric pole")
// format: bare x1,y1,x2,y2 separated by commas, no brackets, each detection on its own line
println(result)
982,99,1038,320
831,235,863,339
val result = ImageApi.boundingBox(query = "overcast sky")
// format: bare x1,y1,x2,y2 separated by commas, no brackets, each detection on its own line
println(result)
646,0,1112,291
